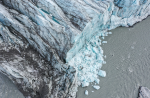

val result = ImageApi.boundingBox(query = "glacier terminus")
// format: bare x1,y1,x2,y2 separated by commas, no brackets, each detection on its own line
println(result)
0,0,150,98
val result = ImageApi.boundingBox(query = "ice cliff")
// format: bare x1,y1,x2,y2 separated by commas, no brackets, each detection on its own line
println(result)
0,0,150,98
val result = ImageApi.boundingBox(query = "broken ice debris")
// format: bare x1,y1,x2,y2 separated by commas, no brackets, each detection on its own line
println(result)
85,90,88,95
93,86,100,90
102,41,107,43
98,70,106,77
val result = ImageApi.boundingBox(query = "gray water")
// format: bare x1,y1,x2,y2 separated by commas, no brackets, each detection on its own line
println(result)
0,73,24,98
77,16,150,98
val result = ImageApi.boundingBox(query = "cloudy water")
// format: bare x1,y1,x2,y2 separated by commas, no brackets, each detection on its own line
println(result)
0,73,24,98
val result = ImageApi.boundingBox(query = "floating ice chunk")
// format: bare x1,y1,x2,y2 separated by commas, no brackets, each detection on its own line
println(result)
85,90,88,95
95,79,100,84
98,70,106,77
82,82,89,87
103,61,106,64
92,91,94,92
102,41,107,43
93,85,100,90
108,32,112,34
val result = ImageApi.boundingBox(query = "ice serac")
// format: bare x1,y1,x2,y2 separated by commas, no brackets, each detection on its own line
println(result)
30,0,81,38
138,86,150,98
1,0,75,64
54,0,115,30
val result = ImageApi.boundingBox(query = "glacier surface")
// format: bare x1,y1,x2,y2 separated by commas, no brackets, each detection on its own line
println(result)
0,0,150,98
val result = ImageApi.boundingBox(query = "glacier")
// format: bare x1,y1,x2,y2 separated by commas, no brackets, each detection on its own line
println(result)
0,0,150,98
